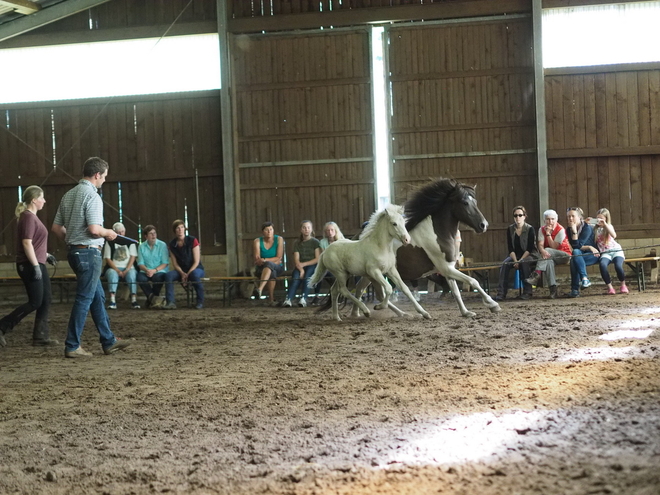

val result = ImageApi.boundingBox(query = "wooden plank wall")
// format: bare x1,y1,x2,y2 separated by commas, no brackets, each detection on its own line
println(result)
231,0,485,17
0,93,224,260
545,68,660,239
388,17,537,263
233,29,374,268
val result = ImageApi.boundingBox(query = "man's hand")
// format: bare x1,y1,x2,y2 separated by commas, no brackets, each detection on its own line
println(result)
46,254,57,266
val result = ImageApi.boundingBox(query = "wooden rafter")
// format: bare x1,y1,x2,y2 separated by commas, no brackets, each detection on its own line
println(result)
0,0,41,15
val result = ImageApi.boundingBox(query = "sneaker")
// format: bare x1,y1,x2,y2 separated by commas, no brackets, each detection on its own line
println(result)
607,286,616,295
549,285,558,299
108,302,117,310
282,298,292,308
568,289,580,298
581,278,592,288
525,272,541,286
268,300,279,307
620,284,629,294
195,303,203,310
518,293,532,300
131,301,141,309
151,295,164,309
252,287,262,299
298,298,307,307
33,338,59,346
162,301,177,310
311,296,320,306
412,290,421,302
65,347,93,358
494,294,505,302
103,339,130,355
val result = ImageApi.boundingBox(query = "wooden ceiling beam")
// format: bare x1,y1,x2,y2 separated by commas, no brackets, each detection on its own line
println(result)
0,0,41,16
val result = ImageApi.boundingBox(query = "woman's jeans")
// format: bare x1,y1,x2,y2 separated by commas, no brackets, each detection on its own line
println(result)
599,256,625,285
0,262,51,341
570,249,599,291
287,265,318,300
66,247,116,352
137,271,167,299
165,268,205,304
497,257,533,297
105,267,138,294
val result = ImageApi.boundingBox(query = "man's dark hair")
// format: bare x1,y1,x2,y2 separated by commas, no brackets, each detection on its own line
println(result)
83,157,109,178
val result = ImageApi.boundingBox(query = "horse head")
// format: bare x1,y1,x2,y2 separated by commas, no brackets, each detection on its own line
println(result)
405,178,489,234
384,204,411,246
449,183,489,234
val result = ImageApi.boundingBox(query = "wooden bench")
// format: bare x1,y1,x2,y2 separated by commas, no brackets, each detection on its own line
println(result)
625,256,660,291
0,274,78,303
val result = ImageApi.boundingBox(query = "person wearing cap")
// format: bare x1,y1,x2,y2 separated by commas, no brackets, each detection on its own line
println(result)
103,222,140,310
51,157,130,358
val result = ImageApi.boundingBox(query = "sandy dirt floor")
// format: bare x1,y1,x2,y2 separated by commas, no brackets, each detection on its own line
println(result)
1,285,659,495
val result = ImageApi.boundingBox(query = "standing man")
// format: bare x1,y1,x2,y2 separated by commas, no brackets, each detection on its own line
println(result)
51,157,130,358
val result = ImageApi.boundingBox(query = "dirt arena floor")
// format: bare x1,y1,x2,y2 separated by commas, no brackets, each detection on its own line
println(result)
1,285,660,495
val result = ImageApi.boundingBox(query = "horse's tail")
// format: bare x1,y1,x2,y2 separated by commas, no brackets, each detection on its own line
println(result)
308,254,326,288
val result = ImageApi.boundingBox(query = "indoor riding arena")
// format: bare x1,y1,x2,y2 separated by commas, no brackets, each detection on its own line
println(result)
1,1,659,495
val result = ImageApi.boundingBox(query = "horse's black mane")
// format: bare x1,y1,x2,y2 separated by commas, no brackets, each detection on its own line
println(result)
404,178,474,231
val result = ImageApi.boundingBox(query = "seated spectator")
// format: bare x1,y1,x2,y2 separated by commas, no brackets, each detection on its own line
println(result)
136,225,169,308
525,209,572,299
495,206,537,301
253,221,284,306
163,220,205,310
104,222,140,309
313,221,345,304
592,208,628,295
282,220,321,308
566,207,599,298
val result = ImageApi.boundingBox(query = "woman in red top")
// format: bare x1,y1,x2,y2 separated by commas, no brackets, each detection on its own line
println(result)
0,186,57,347
526,209,572,298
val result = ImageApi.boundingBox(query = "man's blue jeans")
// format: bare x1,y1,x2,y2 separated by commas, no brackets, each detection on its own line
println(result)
165,267,205,304
65,247,116,352
570,249,599,291
287,265,318,300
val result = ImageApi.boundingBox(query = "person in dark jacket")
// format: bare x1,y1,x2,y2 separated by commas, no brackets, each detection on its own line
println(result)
495,206,537,301
163,219,205,309
566,206,599,298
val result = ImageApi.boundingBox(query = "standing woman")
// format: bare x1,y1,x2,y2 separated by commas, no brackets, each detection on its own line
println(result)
0,186,58,347
164,219,205,309
282,220,321,308
253,221,284,306
495,206,537,301
593,208,628,294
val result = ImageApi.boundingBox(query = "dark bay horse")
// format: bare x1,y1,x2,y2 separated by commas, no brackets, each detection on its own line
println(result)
351,178,501,318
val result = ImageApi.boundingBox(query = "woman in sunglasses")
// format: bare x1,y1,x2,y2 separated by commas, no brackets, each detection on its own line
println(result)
495,206,537,301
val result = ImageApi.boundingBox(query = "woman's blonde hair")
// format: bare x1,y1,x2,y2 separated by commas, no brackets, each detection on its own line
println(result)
595,207,612,245
323,221,345,242
15,185,43,217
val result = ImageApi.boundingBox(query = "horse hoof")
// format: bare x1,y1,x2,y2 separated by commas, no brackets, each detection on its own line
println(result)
422,312,432,320
462,311,477,318
374,303,386,310
364,311,371,317
490,304,502,313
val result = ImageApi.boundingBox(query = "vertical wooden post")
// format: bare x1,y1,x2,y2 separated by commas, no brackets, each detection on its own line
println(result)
533,0,549,221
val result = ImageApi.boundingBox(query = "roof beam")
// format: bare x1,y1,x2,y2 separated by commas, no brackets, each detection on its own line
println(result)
0,0,41,15
0,0,112,43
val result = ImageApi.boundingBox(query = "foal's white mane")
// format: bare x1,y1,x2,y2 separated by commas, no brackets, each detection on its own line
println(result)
359,204,404,240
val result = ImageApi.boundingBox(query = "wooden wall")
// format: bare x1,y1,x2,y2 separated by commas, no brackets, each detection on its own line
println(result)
388,17,537,263
0,92,224,260
545,67,660,239
233,29,374,268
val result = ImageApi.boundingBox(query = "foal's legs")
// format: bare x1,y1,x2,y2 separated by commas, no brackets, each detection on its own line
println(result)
381,267,431,320
332,274,371,321
351,277,372,318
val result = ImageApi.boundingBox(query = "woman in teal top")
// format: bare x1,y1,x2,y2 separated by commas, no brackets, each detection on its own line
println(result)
253,222,284,306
